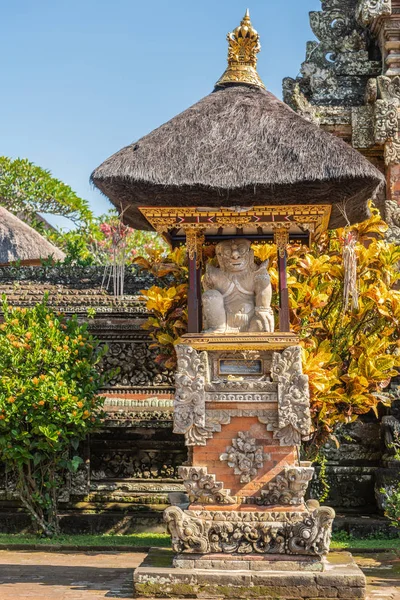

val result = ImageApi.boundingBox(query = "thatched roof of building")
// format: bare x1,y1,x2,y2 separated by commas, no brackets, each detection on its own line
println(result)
91,14,384,231
0,206,65,266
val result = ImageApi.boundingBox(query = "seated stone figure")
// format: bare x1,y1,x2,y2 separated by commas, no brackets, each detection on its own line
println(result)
202,239,274,333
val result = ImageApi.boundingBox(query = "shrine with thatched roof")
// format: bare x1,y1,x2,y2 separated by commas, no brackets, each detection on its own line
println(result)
0,206,65,266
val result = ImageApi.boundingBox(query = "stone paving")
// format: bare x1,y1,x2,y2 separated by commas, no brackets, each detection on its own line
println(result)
0,549,398,599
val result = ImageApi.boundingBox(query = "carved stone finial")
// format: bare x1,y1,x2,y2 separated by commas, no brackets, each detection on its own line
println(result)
215,11,265,90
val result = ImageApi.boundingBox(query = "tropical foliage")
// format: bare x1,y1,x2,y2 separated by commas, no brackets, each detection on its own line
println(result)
0,297,107,536
134,248,189,369
135,206,400,455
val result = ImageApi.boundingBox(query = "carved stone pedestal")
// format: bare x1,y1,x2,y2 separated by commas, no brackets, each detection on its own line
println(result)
134,548,366,599
133,336,366,599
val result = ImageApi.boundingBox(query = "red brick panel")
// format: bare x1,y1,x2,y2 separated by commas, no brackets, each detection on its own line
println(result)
192,417,297,499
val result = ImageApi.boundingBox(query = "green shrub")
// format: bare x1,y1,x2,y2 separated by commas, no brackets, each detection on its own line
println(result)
380,483,400,529
0,296,107,536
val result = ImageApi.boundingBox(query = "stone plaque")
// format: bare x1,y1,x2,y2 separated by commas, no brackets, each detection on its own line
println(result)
218,359,263,376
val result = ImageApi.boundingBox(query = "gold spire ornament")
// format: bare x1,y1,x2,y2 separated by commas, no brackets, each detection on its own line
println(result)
215,9,265,90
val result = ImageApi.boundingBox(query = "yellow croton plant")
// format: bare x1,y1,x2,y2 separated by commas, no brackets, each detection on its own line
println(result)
134,205,400,454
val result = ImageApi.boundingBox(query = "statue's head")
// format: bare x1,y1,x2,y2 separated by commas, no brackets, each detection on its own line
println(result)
215,239,254,273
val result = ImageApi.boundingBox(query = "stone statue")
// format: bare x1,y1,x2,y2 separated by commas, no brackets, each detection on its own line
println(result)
202,239,274,333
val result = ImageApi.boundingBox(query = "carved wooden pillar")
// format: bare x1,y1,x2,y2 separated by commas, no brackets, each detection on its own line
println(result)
186,229,204,333
273,223,290,332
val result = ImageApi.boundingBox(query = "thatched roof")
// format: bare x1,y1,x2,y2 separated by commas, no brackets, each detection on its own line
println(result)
0,206,65,265
92,85,384,231
92,9,384,231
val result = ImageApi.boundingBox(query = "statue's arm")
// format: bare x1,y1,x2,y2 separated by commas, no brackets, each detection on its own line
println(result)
254,262,272,309
203,264,218,291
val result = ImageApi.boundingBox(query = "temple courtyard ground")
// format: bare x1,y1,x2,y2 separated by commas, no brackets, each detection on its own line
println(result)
0,549,398,599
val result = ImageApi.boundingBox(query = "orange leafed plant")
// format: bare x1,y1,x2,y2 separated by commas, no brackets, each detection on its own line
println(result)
135,205,400,455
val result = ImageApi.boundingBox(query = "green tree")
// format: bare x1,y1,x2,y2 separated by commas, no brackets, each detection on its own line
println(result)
0,157,92,226
0,297,107,536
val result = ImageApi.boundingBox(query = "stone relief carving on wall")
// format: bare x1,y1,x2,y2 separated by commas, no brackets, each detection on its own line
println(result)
259,466,315,506
91,449,185,480
220,431,266,483
356,0,392,26
174,344,311,447
375,100,398,143
164,501,335,556
100,341,173,388
178,466,235,505
385,199,400,243
385,138,400,164
174,345,209,446
283,0,381,108
351,76,400,149
271,347,312,446
352,105,376,147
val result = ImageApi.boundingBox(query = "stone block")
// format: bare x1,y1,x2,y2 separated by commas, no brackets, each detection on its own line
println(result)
315,587,339,598
210,560,251,570
250,559,323,572
250,572,314,587
195,571,252,587
134,548,366,599
337,588,365,598
172,557,194,569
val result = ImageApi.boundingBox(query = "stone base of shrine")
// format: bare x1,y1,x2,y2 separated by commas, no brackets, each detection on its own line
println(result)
134,548,366,599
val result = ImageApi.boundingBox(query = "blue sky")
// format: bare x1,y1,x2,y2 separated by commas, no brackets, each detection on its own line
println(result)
1,0,321,227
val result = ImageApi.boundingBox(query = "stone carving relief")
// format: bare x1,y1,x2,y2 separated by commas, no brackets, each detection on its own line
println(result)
259,466,315,506
280,81,321,125
271,347,312,446
179,466,235,505
283,0,381,108
91,449,184,480
220,431,265,483
206,409,278,434
385,199,400,243
352,105,376,147
164,501,335,556
375,100,398,143
352,76,400,148
100,341,173,389
378,75,400,103
203,239,274,334
385,138,400,164
174,345,209,446
287,501,336,557
174,344,311,447
356,0,392,26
